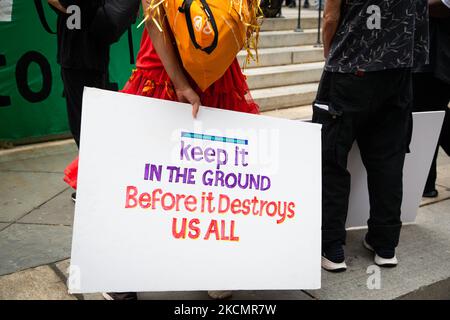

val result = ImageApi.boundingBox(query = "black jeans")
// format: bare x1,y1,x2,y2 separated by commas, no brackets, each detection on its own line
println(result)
313,69,412,250
412,72,450,192
61,68,106,147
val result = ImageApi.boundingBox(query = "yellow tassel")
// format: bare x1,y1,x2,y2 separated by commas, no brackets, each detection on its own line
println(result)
235,0,264,69
138,0,166,31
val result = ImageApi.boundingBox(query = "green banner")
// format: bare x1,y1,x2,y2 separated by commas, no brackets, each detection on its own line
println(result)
0,0,143,143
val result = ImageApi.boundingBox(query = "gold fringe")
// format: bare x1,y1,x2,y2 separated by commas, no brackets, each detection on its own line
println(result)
230,0,263,69
138,0,166,31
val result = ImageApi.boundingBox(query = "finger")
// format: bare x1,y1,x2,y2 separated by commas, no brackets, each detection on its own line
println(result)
192,102,200,119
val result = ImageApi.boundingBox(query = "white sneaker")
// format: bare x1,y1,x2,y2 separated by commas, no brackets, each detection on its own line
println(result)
321,244,347,272
321,256,347,272
102,292,113,300
208,290,232,300
363,237,398,267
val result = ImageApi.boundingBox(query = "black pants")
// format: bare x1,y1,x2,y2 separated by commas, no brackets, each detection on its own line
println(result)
61,68,106,147
412,72,450,192
313,69,412,250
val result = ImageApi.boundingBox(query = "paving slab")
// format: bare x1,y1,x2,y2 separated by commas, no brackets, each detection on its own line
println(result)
55,259,71,279
0,265,75,300
53,259,103,300
229,290,312,300
437,163,450,188
420,184,450,207
0,140,76,164
0,171,68,222
0,151,77,173
0,223,72,276
437,149,450,166
306,200,450,300
19,189,75,226
398,278,450,300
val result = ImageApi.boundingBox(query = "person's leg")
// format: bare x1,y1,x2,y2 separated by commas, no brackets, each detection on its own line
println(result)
440,107,450,156
358,69,412,256
314,72,370,271
61,68,84,148
61,68,107,148
61,68,107,203
435,81,450,156
424,149,438,196
314,72,348,250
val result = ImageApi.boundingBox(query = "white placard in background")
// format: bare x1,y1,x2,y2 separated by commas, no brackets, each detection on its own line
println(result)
69,88,322,293
346,111,445,228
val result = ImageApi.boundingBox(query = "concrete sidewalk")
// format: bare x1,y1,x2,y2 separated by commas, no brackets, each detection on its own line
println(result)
0,139,449,300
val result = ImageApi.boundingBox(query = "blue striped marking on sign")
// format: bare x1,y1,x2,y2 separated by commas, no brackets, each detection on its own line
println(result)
181,132,248,145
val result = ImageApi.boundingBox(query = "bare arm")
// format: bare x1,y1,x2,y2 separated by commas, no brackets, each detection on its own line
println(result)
429,0,450,18
142,0,200,118
47,0,67,13
322,0,342,59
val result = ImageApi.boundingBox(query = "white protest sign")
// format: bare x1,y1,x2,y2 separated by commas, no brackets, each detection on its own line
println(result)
346,111,445,228
69,88,321,293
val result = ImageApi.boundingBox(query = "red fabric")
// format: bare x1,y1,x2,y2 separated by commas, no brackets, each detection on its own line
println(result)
136,29,165,70
64,156,79,189
126,29,259,113
64,30,259,189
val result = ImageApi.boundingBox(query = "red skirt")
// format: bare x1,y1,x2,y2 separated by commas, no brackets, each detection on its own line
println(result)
121,59,259,114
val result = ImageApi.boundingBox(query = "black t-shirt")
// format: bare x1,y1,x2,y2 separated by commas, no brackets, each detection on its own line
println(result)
52,0,110,72
325,0,430,73
414,17,450,85
431,17,450,84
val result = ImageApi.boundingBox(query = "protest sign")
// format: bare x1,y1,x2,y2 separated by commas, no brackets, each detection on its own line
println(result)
347,111,445,228
69,88,322,293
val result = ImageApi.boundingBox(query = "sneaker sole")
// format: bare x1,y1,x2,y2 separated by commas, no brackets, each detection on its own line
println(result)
374,255,398,268
208,291,233,300
321,256,347,272
363,238,398,267
102,292,114,300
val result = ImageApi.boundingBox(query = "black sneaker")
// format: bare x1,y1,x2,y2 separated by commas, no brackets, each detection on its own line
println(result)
102,292,138,300
71,192,76,203
303,1,310,9
363,234,398,267
423,189,438,198
322,243,347,272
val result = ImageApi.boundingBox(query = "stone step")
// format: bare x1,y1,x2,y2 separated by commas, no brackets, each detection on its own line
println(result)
251,82,318,112
262,105,313,120
244,61,324,90
259,29,319,48
237,45,324,69
261,17,320,31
